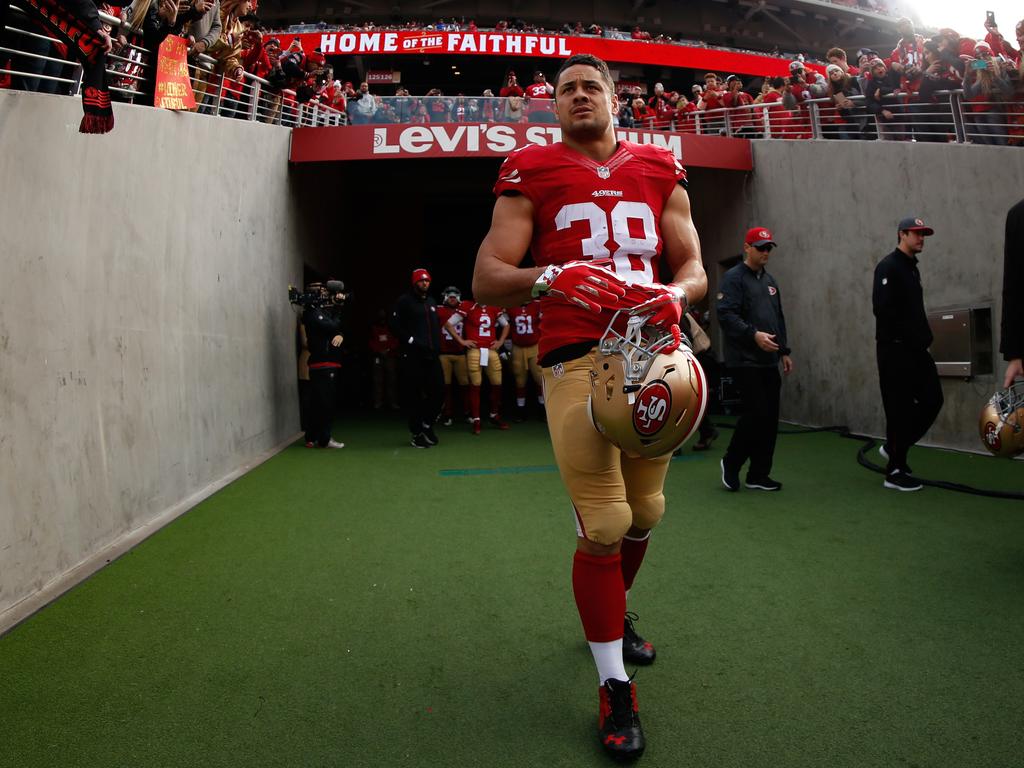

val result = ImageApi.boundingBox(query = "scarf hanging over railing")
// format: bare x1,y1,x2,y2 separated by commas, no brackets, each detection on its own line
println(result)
18,0,114,133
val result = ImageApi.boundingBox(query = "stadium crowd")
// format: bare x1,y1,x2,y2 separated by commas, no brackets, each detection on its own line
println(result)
2,2,1022,143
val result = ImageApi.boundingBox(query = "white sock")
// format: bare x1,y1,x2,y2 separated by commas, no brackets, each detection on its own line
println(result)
537,395,545,405
516,397,526,407
589,639,628,684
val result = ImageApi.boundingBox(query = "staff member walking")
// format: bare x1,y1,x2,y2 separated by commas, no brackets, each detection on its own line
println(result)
717,226,793,492
873,217,943,491
390,268,444,449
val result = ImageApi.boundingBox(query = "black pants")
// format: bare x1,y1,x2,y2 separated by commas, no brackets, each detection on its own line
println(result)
877,344,943,473
695,350,719,441
723,366,781,478
399,350,444,435
305,368,340,447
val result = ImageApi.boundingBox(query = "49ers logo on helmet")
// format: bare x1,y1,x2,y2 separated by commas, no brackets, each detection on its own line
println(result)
983,421,1001,451
633,381,672,436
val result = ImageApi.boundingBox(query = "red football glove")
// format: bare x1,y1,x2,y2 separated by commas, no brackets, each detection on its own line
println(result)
532,260,628,313
625,283,688,329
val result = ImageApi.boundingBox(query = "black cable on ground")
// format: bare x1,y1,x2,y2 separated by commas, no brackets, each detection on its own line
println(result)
708,420,1024,501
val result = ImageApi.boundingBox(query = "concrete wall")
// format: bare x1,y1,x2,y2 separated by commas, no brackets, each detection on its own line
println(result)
747,140,1024,452
0,92,303,629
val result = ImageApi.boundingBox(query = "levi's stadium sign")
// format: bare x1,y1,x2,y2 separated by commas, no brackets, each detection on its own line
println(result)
277,31,808,78
289,124,753,171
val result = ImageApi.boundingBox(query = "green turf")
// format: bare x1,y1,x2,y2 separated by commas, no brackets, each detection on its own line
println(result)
2,416,1023,768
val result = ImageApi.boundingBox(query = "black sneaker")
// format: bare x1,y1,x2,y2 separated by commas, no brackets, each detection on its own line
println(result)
598,678,645,762
441,416,453,427
721,459,740,492
422,425,439,446
884,470,922,491
622,612,656,665
410,433,431,449
514,407,527,423
745,476,782,491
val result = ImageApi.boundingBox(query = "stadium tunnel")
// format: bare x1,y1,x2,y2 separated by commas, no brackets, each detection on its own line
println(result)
288,143,752,407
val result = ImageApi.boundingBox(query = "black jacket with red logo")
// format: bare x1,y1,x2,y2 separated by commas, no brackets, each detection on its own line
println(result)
717,261,790,368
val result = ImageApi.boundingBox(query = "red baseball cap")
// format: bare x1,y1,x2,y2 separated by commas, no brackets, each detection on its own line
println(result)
411,268,432,284
745,227,777,247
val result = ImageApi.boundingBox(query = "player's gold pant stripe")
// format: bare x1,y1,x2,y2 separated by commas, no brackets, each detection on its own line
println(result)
440,353,468,386
467,347,502,386
543,350,670,546
512,343,543,388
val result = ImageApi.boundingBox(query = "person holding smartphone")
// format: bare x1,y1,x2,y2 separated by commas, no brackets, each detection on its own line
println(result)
962,41,1013,145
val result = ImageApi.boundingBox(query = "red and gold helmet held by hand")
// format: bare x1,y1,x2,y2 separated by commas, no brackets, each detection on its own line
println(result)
979,383,1024,458
588,309,708,459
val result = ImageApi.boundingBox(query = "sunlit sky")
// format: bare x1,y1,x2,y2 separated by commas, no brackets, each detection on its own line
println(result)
902,0,1021,40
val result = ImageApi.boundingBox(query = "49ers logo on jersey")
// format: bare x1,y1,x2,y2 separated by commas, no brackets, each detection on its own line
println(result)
633,381,672,436
983,421,1002,451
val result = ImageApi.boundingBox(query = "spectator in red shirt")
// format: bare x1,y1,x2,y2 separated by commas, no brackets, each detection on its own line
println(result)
524,70,555,123
984,19,1019,63
499,71,523,97
673,93,698,132
890,17,926,94
647,82,674,130
631,96,655,128
826,47,858,77
723,74,755,136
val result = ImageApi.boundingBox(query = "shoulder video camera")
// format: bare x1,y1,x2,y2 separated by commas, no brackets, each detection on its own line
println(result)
289,280,349,308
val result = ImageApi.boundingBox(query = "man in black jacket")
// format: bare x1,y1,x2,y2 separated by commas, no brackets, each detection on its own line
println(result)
390,268,444,448
1002,199,1024,388
873,216,943,491
717,226,793,492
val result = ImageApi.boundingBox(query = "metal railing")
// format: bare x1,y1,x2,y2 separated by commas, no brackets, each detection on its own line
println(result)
338,93,1023,146
1,3,345,127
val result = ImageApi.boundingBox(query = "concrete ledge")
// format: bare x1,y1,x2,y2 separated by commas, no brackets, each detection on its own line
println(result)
0,432,301,637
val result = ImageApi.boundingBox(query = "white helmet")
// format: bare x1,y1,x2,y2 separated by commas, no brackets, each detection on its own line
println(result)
979,382,1024,457
588,310,708,459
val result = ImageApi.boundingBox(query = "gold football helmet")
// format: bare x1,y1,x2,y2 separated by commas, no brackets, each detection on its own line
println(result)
588,311,708,459
979,382,1024,458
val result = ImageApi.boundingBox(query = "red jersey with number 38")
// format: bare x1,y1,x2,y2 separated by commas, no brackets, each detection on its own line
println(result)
492,140,686,363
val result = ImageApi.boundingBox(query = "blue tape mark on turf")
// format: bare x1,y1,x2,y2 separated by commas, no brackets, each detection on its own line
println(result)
439,453,702,477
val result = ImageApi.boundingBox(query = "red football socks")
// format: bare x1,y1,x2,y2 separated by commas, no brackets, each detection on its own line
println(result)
469,385,481,420
572,550,626,642
619,531,650,592
489,386,501,417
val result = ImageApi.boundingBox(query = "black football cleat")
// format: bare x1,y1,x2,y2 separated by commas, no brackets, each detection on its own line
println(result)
598,678,645,762
422,424,439,446
622,612,656,666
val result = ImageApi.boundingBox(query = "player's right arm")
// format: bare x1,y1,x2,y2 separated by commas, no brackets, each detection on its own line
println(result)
472,193,544,308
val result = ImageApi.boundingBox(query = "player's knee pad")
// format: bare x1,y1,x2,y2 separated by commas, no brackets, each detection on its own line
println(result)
454,357,469,386
440,358,453,385
627,492,666,531
486,359,503,385
576,500,634,547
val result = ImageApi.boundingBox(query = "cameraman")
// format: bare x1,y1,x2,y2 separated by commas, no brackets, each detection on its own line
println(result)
300,283,346,449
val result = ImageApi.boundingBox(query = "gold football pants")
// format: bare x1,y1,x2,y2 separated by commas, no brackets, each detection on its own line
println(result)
543,350,671,546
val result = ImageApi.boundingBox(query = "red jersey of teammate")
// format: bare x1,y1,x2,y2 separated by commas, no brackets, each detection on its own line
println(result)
449,301,506,346
437,304,466,354
508,301,542,347
493,140,686,363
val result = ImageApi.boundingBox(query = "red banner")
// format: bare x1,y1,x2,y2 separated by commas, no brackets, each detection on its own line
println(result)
154,35,197,111
271,30,814,78
290,123,752,171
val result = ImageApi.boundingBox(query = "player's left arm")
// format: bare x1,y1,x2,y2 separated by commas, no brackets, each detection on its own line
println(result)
660,184,707,306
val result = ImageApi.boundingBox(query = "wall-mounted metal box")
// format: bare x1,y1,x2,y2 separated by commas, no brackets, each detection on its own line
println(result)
927,307,992,378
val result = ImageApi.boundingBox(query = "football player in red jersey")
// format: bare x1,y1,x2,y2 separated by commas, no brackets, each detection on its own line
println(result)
436,286,470,426
443,301,511,434
472,53,706,761
508,300,544,421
